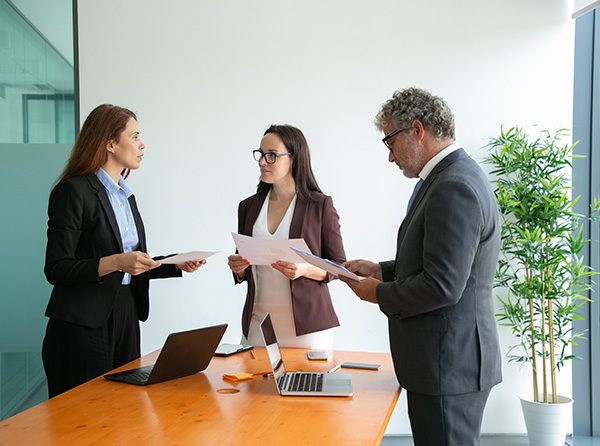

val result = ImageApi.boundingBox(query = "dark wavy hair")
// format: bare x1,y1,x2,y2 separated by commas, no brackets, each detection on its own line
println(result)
257,124,322,200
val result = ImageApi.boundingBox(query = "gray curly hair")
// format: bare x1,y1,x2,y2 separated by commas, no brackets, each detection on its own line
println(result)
374,87,455,141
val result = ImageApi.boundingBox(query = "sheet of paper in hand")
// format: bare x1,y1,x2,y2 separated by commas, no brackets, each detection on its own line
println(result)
157,251,219,264
231,233,310,265
289,247,361,281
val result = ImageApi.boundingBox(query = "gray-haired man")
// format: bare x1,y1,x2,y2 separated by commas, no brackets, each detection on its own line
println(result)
341,87,502,445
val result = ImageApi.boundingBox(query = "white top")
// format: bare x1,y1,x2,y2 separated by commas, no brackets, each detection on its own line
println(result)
242,189,334,349
252,189,297,306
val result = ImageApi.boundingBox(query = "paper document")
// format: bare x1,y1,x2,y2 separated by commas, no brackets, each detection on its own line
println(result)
289,247,361,281
231,233,310,265
157,251,219,264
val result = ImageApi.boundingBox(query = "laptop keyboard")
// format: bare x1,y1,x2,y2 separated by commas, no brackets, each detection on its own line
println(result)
119,366,152,384
278,372,323,392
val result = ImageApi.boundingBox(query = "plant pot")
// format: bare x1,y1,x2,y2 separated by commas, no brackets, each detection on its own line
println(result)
519,394,573,446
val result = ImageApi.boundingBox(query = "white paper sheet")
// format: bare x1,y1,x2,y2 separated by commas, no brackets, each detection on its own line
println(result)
231,233,310,265
157,251,219,264
289,246,361,281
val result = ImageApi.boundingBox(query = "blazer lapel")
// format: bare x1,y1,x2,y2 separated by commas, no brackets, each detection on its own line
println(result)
243,192,268,236
289,194,307,239
403,180,430,226
129,194,147,252
90,175,124,252
397,148,466,244
395,178,433,255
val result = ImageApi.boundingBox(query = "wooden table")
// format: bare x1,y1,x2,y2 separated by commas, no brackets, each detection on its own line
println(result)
0,348,400,445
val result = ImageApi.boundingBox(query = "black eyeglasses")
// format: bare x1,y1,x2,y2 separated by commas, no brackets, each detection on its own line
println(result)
253,149,292,164
382,128,407,150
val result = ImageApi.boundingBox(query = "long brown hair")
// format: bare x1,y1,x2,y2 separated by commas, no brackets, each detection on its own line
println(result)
257,124,322,200
58,104,137,183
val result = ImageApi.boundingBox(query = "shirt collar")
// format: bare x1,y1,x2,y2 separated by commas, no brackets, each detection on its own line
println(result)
418,142,461,180
95,168,133,198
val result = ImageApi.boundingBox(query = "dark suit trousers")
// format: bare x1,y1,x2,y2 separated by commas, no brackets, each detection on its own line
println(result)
42,285,140,398
407,389,491,446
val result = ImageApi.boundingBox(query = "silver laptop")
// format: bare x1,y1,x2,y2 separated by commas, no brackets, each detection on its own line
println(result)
259,313,352,397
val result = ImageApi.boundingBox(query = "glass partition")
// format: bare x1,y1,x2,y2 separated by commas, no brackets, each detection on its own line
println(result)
0,0,75,419
0,0,75,143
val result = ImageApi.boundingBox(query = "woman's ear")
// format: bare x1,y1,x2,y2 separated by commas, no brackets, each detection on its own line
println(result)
106,140,115,154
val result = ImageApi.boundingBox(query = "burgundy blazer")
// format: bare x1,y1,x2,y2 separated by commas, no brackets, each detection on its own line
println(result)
236,190,346,338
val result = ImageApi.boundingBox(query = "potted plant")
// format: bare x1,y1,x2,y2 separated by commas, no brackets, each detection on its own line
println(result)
485,126,599,446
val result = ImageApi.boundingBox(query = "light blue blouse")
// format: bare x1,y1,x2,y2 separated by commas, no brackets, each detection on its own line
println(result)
95,168,139,285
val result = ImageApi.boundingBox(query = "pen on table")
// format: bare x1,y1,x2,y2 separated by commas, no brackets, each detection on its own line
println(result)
327,364,341,373
249,350,255,359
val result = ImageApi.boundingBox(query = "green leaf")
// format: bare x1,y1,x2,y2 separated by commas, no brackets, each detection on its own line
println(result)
485,125,598,397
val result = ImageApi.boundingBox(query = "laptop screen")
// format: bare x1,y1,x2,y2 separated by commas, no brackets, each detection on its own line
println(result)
260,313,286,379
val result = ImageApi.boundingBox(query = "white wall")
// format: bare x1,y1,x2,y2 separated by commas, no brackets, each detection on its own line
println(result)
77,0,574,435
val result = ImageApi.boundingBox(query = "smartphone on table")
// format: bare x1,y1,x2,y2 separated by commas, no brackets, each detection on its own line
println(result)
306,351,329,360
214,343,254,357
340,362,380,370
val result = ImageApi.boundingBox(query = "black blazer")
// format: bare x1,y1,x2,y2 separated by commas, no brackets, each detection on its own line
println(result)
376,149,502,396
236,190,346,338
44,174,180,328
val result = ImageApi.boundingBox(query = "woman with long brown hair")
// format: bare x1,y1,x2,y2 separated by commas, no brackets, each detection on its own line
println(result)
228,125,346,349
42,104,203,397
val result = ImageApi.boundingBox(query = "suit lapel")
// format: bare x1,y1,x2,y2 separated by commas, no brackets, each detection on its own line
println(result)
403,180,430,226
289,194,307,239
396,176,434,254
243,192,268,236
243,190,305,238
129,194,146,252
397,149,466,244
90,175,124,252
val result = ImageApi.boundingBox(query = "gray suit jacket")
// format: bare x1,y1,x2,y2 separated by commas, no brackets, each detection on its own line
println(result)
376,149,502,396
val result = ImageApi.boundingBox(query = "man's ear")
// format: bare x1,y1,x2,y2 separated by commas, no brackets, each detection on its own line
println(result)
412,120,425,143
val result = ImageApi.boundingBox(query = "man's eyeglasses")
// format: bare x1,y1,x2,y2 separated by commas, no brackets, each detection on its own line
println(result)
253,149,292,164
382,128,406,150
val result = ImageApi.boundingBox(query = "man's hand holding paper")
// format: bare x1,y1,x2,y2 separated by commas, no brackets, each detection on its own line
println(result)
289,247,362,281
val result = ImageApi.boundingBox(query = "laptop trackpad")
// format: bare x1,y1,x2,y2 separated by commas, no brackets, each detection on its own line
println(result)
324,373,353,393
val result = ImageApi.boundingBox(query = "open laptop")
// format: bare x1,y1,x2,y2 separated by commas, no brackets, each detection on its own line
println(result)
104,323,227,386
260,314,352,397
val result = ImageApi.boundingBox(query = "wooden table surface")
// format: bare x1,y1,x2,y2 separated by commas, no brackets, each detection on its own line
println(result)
0,348,400,445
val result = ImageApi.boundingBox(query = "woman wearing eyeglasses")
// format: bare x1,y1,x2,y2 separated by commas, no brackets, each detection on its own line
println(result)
227,125,346,349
